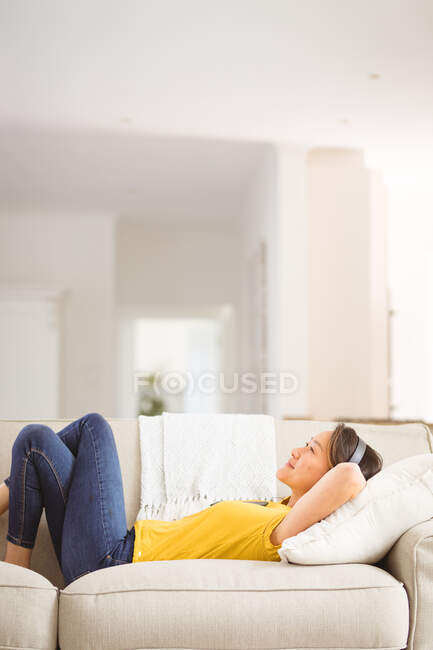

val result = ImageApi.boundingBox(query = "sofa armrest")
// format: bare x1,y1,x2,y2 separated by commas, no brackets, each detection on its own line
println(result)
380,518,433,650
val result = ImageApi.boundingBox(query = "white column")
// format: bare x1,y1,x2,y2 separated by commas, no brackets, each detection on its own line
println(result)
239,144,308,418
306,148,389,420
270,144,308,419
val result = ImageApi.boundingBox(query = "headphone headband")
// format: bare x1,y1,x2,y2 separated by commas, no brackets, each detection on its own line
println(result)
348,436,367,464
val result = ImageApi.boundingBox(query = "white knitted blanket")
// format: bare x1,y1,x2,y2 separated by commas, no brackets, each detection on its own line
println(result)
135,412,277,522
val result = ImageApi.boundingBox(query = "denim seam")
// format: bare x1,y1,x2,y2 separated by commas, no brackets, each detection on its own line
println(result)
85,416,110,558
29,447,67,505
18,455,29,543
71,569,91,582
6,532,34,546
106,555,129,564
15,447,66,545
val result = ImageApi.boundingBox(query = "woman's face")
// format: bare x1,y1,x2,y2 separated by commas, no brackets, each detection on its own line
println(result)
276,429,334,494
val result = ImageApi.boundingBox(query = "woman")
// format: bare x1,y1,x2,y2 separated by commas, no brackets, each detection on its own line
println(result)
0,413,383,586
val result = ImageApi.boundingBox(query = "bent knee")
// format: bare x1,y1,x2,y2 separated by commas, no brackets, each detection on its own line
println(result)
83,412,107,428
13,424,53,449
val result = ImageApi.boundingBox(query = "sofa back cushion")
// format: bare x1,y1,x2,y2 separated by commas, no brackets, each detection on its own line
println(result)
274,420,433,498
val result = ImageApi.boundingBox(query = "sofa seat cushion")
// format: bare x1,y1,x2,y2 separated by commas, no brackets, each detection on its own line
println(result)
59,559,409,650
0,560,59,650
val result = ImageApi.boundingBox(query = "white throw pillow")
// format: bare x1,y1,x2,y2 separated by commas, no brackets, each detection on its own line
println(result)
278,453,433,565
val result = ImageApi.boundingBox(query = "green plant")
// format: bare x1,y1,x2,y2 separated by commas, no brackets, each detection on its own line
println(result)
137,371,166,416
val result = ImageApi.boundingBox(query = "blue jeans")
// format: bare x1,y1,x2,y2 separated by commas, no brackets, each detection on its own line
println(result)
3,412,135,587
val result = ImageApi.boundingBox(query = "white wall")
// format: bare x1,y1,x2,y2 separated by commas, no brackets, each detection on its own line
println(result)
239,145,277,414
368,168,390,416
239,143,308,418
306,149,389,420
115,220,242,416
0,213,116,417
0,289,62,418
378,166,433,420
0,146,395,422
275,144,308,418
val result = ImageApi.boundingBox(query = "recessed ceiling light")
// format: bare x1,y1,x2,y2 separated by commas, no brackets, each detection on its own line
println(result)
338,118,350,125
369,73,381,79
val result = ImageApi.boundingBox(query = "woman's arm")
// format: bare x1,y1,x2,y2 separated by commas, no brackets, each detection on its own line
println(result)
271,462,366,545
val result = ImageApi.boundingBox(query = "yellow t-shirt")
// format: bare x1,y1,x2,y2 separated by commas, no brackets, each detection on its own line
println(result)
132,497,292,564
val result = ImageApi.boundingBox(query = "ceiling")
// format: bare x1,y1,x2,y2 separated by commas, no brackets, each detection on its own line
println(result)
0,124,268,223
1,0,432,219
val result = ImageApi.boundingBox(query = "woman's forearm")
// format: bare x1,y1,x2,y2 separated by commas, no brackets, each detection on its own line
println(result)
274,463,365,544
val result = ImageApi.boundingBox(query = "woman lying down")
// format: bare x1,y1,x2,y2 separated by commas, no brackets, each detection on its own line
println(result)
0,413,383,586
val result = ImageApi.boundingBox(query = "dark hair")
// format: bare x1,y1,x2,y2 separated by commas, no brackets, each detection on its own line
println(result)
327,422,383,481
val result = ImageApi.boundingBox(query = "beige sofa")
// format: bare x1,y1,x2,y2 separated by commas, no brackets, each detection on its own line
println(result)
1,416,432,650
